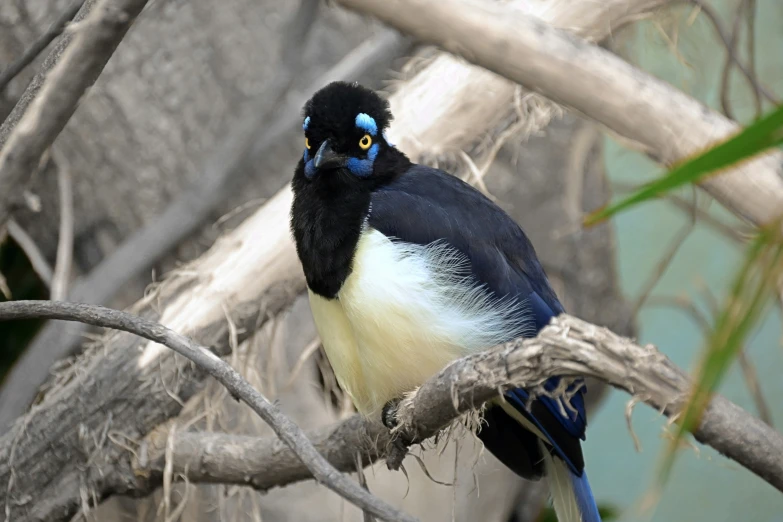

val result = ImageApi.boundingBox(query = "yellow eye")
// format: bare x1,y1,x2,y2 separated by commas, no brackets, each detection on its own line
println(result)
359,134,372,150
305,137,311,150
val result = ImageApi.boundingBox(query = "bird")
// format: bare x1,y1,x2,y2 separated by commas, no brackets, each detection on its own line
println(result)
289,81,601,522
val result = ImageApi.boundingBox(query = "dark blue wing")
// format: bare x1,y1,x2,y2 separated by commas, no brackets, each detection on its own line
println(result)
369,165,588,476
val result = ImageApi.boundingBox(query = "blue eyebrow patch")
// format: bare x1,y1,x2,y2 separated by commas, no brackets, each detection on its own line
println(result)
346,143,379,177
303,116,310,131
355,113,377,135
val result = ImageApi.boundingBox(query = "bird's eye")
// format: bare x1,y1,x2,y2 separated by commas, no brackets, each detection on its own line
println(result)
305,137,311,150
359,134,372,150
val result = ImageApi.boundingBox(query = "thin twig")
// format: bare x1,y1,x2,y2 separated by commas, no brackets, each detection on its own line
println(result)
664,192,748,244
687,0,779,109
0,276,9,301
744,0,762,119
611,180,750,244
644,295,774,426
0,0,86,92
645,295,711,332
0,0,150,225
283,338,322,391
0,300,415,522
719,0,749,119
630,190,697,316
736,350,774,426
0,231,8,299
51,149,74,301
5,219,53,287
355,452,376,522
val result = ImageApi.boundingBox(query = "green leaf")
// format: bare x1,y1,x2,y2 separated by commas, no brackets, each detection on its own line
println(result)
655,221,783,488
585,104,783,226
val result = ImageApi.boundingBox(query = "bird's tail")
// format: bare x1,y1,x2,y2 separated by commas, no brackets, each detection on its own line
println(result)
541,441,602,522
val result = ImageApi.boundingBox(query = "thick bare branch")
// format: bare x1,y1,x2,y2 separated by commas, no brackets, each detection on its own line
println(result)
125,315,783,496
0,0,150,224
337,0,783,228
0,300,414,522
133,416,390,494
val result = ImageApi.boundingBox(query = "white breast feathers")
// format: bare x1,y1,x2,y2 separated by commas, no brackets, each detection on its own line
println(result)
308,228,533,416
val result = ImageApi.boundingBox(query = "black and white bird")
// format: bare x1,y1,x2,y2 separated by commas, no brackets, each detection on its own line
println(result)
290,81,600,522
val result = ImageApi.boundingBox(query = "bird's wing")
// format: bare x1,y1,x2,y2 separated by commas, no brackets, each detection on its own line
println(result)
369,164,587,475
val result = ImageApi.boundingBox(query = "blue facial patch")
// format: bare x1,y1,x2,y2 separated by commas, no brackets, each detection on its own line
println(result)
304,158,316,179
355,113,377,136
303,116,310,131
303,147,316,178
346,143,379,177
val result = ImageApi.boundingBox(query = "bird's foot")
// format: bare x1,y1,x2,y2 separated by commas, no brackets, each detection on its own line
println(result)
382,398,402,431
382,398,412,471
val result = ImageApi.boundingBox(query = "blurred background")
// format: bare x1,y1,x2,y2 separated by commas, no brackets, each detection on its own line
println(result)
0,1,781,521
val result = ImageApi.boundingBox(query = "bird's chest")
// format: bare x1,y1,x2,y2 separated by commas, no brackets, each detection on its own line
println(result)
291,183,370,298
308,228,521,416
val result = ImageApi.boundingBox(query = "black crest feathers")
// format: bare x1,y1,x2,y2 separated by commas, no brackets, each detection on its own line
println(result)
303,82,392,141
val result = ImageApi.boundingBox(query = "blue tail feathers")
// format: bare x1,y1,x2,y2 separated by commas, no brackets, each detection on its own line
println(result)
571,470,601,522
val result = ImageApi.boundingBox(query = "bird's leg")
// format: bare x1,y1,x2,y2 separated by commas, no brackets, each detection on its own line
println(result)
382,397,414,471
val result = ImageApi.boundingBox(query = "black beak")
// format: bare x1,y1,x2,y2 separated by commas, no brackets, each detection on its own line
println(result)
313,140,348,170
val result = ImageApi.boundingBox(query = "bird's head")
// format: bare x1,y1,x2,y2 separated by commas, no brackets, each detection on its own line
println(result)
298,81,396,181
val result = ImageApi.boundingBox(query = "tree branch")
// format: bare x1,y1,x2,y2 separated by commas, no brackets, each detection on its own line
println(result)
131,416,390,495
392,314,783,493
0,0,150,225
337,0,783,228
0,300,414,522
5,219,53,287
121,314,783,496
0,0,86,92
0,0,96,148
51,148,74,301
687,0,777,115
3,303,778,497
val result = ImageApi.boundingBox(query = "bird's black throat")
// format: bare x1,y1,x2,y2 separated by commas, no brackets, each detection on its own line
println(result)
290,169,369,299
290,148,410,299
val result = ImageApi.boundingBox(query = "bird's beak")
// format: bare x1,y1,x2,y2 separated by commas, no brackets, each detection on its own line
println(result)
313,140,348,170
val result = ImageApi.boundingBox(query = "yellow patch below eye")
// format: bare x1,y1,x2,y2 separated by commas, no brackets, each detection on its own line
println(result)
305,137,311,149
359,134,372,150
